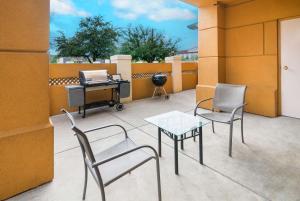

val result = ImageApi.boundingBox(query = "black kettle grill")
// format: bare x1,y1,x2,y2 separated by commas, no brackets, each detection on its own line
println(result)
151,73,169,99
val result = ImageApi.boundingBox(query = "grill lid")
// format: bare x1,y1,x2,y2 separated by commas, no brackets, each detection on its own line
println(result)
79,70,108,85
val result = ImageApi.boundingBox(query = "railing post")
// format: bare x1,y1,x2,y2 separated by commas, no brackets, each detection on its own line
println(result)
110,55,132,102
165,55,182,93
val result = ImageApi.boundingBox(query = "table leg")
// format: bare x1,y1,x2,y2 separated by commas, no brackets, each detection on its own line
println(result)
174,136,179,175
193,130,196,141
180,135,184,150
199,127,203,165
158,127,162,157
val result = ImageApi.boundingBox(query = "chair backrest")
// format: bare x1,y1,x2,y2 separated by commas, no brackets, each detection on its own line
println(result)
213,83,247,114
61,109,96,163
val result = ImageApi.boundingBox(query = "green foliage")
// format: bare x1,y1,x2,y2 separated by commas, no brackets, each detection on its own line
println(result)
55,16,119,63
120,25,180,63
181,54,198,61
50,55,58,63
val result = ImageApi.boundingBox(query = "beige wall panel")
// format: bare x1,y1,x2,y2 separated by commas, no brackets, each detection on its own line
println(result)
0,0,53,199
225,24,264,56
198,57,225,85
182,62,198,71
226,56,278,88
217,5,225,28
196,85,215,109
182,63,198,90
218,57,226,83
182,73,198,90
199,28,219,57
198,57,219,85
218,28,225,57
225,0,300,28
226,55,278,117
264,21,278,55
0,53,50,131
245,87,278,117
198,6,218,30
132,63,172,74
0,126,54,200
0,0,49,51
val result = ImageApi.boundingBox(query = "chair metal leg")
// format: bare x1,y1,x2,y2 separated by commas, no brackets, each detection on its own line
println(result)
155,157,162,201
82,164,88,200
241,118,245,143
99,186,106,201
229,122,233,157
158,128,162,157
212,121,215,133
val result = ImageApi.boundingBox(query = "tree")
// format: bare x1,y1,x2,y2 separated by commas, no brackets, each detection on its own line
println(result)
120,25,180,63
55,16,119,63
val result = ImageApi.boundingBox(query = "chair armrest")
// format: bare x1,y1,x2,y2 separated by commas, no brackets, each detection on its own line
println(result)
230,103,247,122
92,145,158,168
194,98,214,116
84,124,128,138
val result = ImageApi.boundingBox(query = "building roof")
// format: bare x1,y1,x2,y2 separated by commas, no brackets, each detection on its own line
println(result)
187,22,198,30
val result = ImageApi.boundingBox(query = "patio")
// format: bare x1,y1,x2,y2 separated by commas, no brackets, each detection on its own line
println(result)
7,90,300,201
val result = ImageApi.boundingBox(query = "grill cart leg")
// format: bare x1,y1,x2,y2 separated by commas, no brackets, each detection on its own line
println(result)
83,87,86,118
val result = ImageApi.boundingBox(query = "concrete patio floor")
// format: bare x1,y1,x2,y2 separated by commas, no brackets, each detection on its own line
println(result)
8,90,300,201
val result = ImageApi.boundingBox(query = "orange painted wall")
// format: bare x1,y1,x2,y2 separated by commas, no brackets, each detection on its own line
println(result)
224,0,300,117
196,0,300,117
182,62,198,90
132,63,173,100
49,64,116,115
0,0,53,200
197,5,225,110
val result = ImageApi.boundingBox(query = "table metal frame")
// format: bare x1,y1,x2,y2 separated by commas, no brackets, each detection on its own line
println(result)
157,127,203,175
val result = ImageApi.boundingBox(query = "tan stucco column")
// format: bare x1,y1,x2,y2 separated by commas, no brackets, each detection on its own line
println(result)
110,55,132,102
196,4,225,108
165,55,182,93
0,1,54,200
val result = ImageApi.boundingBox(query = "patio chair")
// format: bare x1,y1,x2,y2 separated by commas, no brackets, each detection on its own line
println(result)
194,83,247,157
61,109,162,201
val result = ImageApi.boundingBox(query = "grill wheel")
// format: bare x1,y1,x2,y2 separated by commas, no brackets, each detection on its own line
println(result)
116,103,124,111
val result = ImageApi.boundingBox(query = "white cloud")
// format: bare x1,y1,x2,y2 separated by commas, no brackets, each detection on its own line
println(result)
50,0,90,17
111,0,196,21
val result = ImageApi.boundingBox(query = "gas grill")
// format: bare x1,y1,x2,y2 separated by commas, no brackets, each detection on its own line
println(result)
78,70,130,118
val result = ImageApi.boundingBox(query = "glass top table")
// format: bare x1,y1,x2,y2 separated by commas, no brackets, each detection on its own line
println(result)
145,111,210,175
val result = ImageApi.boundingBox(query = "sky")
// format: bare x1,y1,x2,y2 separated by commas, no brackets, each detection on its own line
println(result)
50,0,198,53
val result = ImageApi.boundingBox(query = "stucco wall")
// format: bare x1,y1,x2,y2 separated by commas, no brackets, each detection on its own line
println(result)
224,0,300,116
197,0,300,117
182,62,198,90
132,63,173,100
0,0,53,199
